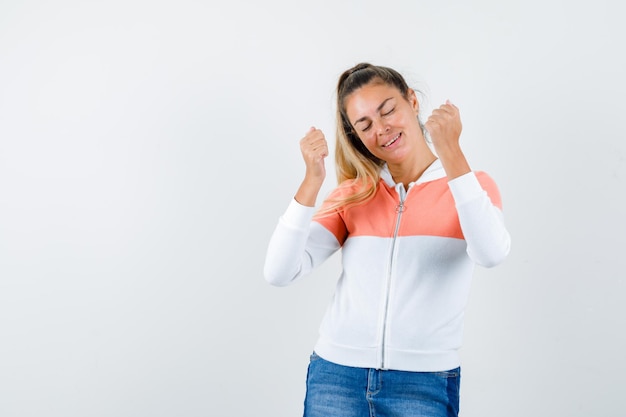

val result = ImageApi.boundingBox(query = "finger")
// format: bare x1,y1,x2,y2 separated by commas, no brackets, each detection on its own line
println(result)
434,105,454,117
303,139,326,156
303,128,325,141
429,108,456,123
305,132,327,148
302,136,328,157
426,113,445,126
311,141,329,157
445,99,459,109
301,130,321,148
424,119,437,134
440,100,459,115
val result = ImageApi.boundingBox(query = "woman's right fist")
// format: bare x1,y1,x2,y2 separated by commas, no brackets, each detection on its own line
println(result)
300,127,328,180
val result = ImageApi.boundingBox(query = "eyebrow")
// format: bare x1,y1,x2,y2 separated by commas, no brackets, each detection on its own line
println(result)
353,97,394,126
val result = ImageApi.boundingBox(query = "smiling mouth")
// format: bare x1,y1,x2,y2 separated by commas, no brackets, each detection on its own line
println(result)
382,133,401,148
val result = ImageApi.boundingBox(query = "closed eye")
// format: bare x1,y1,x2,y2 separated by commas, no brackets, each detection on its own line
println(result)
382,107,395,116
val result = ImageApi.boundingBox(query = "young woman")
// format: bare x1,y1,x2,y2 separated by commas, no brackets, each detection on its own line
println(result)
264,62,511,417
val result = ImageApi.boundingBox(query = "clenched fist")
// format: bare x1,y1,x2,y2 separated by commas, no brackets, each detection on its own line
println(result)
425,100,462,154
425,101,470,180
300,127,328,181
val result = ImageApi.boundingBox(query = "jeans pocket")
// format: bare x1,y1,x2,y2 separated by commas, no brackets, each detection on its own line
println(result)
435,367,461,378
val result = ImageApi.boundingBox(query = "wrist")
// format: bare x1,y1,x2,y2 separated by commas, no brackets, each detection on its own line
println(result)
436,148,471,180
295,176,324,207
303,172,325,188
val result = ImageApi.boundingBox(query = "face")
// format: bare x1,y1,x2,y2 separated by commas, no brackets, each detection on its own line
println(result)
345,82,422,164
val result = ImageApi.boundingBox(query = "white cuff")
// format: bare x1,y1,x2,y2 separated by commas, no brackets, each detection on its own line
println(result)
280,198,317,228
448,172,485,206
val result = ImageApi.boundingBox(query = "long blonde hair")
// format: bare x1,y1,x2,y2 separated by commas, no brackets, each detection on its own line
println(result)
318,63,421,215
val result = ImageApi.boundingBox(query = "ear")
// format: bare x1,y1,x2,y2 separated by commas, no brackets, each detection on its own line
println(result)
407,89,419,113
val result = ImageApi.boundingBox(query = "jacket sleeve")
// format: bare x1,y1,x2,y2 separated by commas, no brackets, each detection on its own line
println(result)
448,171,511,267
263,198,342,287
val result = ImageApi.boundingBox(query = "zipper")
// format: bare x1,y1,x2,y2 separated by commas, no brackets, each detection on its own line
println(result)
379,184,408,369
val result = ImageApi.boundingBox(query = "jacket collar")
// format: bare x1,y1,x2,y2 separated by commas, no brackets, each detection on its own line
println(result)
380,158,446,188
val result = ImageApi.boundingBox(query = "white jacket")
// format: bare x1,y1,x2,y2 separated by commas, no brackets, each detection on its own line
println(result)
264,160,511,371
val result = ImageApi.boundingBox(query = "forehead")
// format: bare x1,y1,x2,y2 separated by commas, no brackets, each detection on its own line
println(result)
345,82,401,120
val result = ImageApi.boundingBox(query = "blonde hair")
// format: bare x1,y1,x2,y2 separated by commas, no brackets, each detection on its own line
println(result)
317,63,419,216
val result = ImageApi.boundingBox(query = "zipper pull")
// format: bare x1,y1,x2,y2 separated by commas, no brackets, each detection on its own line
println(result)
396,201,405,213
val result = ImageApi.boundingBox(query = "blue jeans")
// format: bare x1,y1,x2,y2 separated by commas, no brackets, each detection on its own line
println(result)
303,352,460,417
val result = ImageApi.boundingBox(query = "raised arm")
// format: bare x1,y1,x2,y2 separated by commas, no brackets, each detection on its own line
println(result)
264,128,340,286
425,100,470,181
426,101,511,266
294,127,328,206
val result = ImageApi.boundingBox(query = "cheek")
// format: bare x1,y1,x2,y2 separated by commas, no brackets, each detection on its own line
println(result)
359,133,377,150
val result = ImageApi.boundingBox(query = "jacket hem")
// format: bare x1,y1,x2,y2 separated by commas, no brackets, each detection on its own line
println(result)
314,338,461,372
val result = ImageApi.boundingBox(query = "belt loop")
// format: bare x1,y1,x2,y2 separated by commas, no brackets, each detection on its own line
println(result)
367,368,381,394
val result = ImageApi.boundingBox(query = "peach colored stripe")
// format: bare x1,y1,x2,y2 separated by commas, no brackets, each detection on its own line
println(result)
314,172,502,242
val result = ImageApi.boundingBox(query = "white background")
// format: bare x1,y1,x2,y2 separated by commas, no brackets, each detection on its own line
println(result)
1,0,624,416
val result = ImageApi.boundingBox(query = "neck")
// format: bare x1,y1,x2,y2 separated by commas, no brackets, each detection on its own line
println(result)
387,149,437,189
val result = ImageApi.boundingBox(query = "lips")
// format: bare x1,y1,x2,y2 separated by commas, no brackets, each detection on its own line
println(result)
382,133,401,148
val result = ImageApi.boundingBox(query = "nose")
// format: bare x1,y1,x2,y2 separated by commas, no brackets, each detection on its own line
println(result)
375,118,390,135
